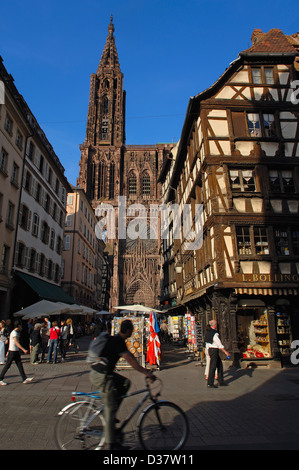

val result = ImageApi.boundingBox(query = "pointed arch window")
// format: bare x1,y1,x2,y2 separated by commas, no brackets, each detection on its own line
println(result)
97,161,106,199
128,171,137,196
102,96,109,115
109,162,115,199
142,172,151,197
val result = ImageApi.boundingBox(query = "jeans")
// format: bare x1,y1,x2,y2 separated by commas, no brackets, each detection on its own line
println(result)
90,369,130,445
47,339,59,363
0,351,27,381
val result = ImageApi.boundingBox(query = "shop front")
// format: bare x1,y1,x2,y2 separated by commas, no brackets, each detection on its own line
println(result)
182,286,299,368
236,293,298,367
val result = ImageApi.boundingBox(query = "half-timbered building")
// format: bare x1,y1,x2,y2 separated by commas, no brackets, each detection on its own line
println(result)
163,29,299,366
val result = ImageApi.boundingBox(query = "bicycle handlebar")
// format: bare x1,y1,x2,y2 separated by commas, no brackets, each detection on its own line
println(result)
145,376,162,398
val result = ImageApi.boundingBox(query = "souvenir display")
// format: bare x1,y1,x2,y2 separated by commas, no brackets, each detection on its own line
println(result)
168,315,184,341
276,310,292,358
240,312,271,359
112,316,145,368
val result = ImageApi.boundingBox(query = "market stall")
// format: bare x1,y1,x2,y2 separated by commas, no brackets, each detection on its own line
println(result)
112,316,145,369
167,315,185,342
185,313,204,360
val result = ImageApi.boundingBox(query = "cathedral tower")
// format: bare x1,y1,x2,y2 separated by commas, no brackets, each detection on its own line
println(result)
78,15,125,206
77,17,174,308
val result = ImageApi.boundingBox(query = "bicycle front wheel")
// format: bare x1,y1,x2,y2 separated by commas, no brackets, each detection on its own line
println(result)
55,402,105,450
137,401,188,450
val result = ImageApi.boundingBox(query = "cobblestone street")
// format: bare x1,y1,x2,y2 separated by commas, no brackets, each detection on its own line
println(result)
0,336,299,451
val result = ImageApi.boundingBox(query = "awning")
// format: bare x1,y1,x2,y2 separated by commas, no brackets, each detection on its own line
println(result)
235,287,299,296
15,271,75,304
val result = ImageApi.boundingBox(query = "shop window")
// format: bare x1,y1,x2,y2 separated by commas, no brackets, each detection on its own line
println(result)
276,306,292,360
229,169,256,192
254,227,269,255
236,226,252,255
274,228,289,256
237,225,270,256
237,308,271,359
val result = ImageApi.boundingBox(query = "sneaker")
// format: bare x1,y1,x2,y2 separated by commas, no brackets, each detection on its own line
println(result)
0,380,7,386
23,377,33,384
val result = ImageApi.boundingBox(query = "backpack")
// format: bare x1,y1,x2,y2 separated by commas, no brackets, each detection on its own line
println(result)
86,332,110,364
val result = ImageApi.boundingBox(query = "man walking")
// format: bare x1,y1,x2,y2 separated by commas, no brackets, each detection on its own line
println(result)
205,320,230,388
0,320,33,385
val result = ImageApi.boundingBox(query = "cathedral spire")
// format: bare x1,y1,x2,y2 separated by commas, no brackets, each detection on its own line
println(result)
98,15,120,73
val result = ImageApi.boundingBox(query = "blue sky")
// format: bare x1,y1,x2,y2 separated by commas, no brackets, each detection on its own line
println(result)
1,0,299,185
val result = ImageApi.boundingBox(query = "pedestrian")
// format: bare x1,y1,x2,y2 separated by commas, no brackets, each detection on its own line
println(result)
59,320,69,361
40,322,49,362
0,320,33,385
66,318,73,348
89,319,156,450
47,321,60,363
43,317,51,330
160,320,168,343
205,320,230,388
0,320,9,364
5,319,13,355
204,325,218,381
30,323,42,364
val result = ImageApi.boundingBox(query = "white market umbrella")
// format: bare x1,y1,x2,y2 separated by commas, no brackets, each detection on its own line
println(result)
14,300,61,319
57,303,84,315
78,305,97,315
113,304,162,314
96,310,111,315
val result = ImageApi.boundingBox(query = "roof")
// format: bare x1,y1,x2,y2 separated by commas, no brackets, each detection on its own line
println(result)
241,28,297,55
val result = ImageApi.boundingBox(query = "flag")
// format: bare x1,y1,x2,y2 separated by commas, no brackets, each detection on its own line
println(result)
146,312,161,366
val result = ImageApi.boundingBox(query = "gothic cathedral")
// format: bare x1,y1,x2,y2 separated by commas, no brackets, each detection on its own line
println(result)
77,17,174,309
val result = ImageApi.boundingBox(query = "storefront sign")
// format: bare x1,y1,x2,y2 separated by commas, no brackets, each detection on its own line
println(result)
240,273,299,283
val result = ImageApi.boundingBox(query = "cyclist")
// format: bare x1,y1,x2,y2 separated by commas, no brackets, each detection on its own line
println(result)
89,319,155,450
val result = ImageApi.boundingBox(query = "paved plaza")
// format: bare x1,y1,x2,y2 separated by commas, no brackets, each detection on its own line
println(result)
0,336,299,451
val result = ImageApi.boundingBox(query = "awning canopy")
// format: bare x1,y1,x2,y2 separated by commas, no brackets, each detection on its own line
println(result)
113,304,162,314
15,271,75,304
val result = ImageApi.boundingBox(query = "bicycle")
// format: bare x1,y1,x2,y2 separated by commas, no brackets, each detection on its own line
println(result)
55,378,188,451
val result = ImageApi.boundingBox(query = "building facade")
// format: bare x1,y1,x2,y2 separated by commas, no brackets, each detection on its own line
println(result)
0,56,72,317
0,57,31,317
162,29,299,366
77,17,173,308
61,188,111,310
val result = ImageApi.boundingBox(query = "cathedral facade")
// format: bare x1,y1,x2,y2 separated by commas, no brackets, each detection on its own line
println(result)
77,17,173,308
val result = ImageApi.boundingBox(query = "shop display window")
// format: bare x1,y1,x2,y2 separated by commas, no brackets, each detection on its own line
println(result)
276,307,292,358
237,307,271,359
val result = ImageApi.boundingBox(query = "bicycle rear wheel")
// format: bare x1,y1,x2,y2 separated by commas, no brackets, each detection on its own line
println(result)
137,401,188,450
55,402,105,450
